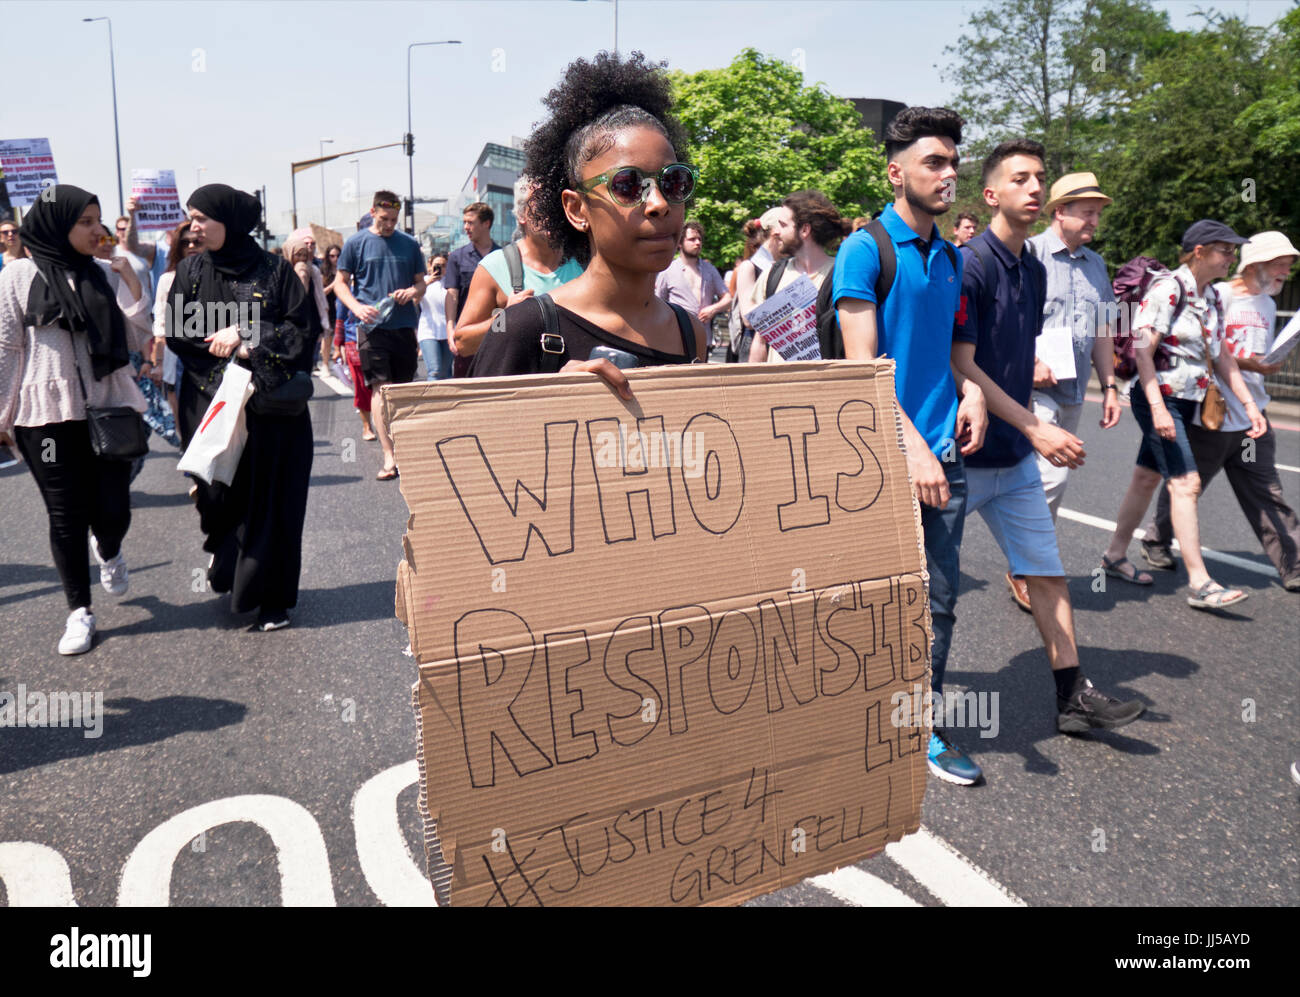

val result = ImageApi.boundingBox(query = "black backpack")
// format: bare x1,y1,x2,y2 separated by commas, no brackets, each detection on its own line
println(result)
762,220,958,360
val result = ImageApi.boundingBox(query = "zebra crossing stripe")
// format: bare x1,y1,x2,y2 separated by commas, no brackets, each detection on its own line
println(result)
808,866,921,906
884,826,1026,906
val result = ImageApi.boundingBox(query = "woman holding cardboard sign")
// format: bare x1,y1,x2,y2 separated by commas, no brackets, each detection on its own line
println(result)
470,52,708,390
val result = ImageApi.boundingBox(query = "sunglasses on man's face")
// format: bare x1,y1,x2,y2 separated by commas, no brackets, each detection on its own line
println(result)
577,163,697,208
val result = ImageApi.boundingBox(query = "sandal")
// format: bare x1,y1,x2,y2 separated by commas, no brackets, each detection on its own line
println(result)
1101,555,1153,586
376,465,399,481
1187,580,1248,610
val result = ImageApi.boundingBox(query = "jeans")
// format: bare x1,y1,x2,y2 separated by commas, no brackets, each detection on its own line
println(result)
15,421,133,610
420,339,453,381
921,454,967,696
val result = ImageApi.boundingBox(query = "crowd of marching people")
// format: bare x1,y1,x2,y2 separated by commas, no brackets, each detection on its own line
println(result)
1,51,1296,786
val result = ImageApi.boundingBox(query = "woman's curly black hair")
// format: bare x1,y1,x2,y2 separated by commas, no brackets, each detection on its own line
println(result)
524,51,690,267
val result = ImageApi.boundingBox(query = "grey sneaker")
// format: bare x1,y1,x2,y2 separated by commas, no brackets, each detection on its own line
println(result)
90,535,128,595
1057,678,1146,733
1140,539,1176,570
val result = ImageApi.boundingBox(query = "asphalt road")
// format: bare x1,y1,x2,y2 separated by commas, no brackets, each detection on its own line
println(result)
1,367,1296,908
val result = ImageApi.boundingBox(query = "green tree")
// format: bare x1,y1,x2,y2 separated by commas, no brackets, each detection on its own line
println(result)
942,0,1172,177
1236,7,1300,158
1094,12,1298,266
670,49,890,267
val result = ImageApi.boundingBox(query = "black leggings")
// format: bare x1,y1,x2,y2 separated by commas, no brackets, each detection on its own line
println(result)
15,421,132,610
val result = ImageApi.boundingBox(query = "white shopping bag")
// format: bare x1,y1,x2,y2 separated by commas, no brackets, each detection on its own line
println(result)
177,363,254,486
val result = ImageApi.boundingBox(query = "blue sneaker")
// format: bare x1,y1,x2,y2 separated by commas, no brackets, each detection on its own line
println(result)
927,730,982,786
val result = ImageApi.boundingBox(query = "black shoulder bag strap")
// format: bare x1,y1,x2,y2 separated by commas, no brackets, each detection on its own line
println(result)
535,294,567,374
669,303,697,360
503,242,525,294
764,257,792,300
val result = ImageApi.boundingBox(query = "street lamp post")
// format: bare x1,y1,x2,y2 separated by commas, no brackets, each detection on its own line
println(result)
319,138,334,228
349,159,361,217
406,39,462,235
196,166,207,188
82,17,124,216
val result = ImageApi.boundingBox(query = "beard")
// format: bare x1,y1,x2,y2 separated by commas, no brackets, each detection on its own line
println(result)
903,175,949,217
681,243,700,258
779,231,803,254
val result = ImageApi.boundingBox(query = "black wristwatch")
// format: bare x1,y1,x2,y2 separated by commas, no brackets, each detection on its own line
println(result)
1102,383,1118,392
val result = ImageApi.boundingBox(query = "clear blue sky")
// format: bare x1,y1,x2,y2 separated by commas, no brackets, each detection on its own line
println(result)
4,0,1290,234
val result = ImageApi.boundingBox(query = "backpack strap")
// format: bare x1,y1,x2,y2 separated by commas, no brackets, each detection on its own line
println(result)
503,242,525,294
864,219,897,311
764,257,792,300
669,303,697,360
535,294,566,374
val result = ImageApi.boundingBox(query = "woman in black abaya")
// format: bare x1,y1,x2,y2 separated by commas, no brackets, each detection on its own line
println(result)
167,184,316,630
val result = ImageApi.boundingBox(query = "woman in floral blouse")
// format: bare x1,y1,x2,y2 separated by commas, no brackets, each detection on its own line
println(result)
1102,220,1265,610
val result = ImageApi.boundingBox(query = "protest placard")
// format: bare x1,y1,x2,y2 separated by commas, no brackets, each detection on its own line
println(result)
749,274,823,361
129,170,186,232
0,138,59,207
388,361,931,906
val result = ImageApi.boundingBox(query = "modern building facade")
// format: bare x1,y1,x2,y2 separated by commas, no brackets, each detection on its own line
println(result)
448,142,525,250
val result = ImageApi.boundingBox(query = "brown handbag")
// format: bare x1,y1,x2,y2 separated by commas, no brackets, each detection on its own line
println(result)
1196,294,1226,431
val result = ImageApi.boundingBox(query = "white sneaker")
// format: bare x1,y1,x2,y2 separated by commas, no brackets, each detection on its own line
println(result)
58,607,96,655
90,535,128,595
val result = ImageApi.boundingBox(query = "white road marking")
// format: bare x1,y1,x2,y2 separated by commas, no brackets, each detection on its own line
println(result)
1057,507,1278,577
0,842,77,906
809,866,921,906
118,795,335,906
352,760,436,907
885,826,1026,906
317,372,353,397
1276,463,1299,474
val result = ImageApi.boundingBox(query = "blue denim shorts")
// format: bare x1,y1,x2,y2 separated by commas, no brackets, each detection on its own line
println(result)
966,453,1065,577
1130,391,1197,479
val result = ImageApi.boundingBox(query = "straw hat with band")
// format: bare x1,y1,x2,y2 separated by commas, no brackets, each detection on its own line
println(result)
1043,172,1113,214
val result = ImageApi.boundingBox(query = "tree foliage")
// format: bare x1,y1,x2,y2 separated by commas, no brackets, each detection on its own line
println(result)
944,0,1300,268
670,49,890,267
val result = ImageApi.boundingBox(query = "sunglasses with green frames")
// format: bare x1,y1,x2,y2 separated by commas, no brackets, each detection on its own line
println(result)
576,163,698,207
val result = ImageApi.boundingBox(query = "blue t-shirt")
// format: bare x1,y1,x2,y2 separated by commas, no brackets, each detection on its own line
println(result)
953,229,1046,468
337,229,425,330
832,203,962,459
336,297,358,345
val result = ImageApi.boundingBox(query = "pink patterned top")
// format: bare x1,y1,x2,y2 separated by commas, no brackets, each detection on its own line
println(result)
0,258,151,434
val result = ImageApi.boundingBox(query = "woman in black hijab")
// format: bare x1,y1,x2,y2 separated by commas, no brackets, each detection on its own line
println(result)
167,183,317,631
0,185,150,654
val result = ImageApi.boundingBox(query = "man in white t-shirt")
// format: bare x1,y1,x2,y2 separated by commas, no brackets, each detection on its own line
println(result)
1144,230,1300,590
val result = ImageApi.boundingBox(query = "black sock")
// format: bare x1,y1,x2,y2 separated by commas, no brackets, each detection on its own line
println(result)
1054,666,1081,700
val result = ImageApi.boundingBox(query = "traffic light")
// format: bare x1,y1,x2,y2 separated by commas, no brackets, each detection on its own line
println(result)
404,133,414,156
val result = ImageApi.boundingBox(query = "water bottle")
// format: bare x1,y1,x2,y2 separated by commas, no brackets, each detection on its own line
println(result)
360,294,397,333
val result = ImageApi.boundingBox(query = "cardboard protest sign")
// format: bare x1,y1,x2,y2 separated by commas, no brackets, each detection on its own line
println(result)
750,274,822,360
129,170,186,232
0,138,59,207
388,362,931,906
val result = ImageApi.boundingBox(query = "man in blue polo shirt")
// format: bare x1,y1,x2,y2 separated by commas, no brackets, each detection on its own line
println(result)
834,106,989,786
952,139,1146,752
